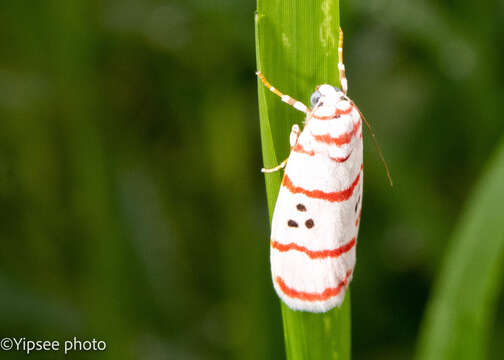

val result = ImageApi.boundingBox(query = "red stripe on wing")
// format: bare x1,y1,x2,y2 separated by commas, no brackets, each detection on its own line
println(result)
330,151,352,163
292,143,352,163
312,118,361,146
276,270,353,301
355,210,362,227
282,168,361,202
292,143,315,156
271,237,356,259
311,105,353,120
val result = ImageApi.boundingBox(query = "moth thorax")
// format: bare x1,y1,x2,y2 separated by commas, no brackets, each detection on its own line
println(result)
317,84,343,103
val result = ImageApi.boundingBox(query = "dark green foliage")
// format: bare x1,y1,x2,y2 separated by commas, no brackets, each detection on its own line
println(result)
416,141,504,360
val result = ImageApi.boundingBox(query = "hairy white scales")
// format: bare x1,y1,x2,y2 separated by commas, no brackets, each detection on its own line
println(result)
270,96,363,312
257,28,375,313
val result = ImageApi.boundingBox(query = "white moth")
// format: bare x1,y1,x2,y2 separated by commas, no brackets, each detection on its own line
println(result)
257,28,365,313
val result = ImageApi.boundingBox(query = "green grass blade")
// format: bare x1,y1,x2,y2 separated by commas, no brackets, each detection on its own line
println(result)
416,140,504,360
281,294,351,360
255,1,351,359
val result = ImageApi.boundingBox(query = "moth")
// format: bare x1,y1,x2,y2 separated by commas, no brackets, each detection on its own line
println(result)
257,28,391,313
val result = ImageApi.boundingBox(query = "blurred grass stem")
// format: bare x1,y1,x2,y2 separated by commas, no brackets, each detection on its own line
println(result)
255,1,350,359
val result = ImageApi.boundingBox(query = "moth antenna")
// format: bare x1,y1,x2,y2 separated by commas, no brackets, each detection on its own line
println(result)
256,71,309,114
338,27,348,95
358,108,393,187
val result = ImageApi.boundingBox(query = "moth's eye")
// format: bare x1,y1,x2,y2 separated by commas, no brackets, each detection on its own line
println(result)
310,91,321,106
333,86,342,93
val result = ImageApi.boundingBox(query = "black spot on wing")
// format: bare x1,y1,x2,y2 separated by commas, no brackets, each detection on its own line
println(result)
287,220,298,228
305,219,314,229
296,203,307,212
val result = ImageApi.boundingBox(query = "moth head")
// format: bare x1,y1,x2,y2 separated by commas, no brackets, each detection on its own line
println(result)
310,85,345,107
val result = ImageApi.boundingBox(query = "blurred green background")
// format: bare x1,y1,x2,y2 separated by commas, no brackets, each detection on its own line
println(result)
0,0,503,359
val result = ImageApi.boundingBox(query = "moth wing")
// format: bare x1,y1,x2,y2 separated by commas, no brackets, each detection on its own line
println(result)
270,147,362,312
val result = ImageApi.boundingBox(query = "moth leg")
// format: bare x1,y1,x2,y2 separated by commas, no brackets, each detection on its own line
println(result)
289,124,300,147
256,71,309,114
338,27,348,95
261,124,299,173
261,158,288,173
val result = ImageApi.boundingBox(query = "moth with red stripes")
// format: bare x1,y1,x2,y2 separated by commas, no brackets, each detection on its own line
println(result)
257,28,387,313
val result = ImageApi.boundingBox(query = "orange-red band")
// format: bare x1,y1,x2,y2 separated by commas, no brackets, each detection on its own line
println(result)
276,270,353,301
292,143,352,163
282,169,361,202
312,118,361,146
330,151,352,163
292,143,315,156
311,106,353,120
271,237,356,259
